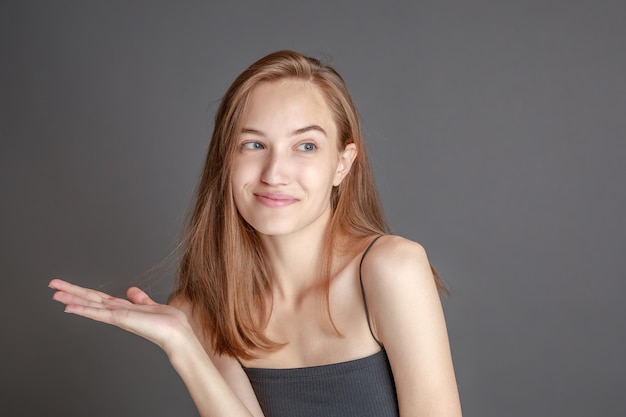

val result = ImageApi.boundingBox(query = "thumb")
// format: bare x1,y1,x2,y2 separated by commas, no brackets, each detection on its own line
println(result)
126,287,157,305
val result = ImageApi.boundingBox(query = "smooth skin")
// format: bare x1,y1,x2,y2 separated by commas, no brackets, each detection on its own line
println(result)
50,79,462,417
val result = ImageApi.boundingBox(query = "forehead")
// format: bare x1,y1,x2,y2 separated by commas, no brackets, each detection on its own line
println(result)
243,79,336,133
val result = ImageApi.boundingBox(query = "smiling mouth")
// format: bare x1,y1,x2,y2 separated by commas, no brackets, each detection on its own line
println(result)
254,193,299,207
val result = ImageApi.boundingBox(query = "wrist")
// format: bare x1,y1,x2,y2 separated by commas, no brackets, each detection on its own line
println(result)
166,329,208,372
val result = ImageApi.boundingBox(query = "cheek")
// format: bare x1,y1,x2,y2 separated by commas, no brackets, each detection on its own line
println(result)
231,159,251,187
300,162,337,195
230,163,249,205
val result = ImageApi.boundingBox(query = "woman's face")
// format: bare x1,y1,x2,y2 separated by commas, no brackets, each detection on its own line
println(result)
230,79,356,237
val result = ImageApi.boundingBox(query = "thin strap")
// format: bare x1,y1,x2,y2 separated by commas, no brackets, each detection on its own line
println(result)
359,235,384,347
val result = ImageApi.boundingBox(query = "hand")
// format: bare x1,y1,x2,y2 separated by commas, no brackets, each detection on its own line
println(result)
49,279,194,355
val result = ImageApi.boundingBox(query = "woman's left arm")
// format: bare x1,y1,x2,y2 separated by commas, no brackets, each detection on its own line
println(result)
361,236,463,417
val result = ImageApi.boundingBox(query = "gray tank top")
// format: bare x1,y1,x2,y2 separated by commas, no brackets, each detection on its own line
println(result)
243,236,399,416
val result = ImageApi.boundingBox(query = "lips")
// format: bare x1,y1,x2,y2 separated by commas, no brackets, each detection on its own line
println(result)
253,192,299,208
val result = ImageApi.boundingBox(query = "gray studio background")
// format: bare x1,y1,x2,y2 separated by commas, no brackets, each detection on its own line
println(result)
2,1,625,416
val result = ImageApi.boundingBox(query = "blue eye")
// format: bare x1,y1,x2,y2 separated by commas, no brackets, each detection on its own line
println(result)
242,141,264,150
297,143,317,152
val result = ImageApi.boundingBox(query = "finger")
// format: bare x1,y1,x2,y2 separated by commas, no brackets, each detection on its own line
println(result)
49,279,113,303
52,290,111,309
126,287,157,306
63,303,120,326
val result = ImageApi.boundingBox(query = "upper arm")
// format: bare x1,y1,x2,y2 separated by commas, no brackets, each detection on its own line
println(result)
169,296,264,417
361,236,462,417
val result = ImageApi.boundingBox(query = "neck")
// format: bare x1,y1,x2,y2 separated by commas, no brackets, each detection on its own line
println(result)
259,209,331,301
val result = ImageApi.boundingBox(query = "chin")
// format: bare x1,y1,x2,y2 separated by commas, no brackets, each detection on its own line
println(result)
248,222,300,237
238,205,331,238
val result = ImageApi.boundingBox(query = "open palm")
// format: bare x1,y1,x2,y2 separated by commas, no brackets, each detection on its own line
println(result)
49,279,192,353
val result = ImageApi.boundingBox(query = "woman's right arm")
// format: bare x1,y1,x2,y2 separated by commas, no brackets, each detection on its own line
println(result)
49,279,264,417
169,296,265,417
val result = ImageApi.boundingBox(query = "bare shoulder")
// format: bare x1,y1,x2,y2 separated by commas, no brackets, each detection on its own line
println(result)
359,235,440,342
360,235,433,287
361,236,462,415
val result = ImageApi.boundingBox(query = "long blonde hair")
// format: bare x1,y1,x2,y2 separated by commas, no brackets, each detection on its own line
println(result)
171,50,441,359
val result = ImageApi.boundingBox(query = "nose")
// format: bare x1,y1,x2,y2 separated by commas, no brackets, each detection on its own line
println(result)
260,149,289,186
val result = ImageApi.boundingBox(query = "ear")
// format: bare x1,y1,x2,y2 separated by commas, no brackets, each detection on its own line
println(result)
333,143,357,186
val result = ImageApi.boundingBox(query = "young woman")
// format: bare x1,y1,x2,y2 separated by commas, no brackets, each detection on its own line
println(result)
49,50,462,417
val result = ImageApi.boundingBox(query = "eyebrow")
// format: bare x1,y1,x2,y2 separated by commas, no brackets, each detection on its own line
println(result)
240,125,327,137
292,125,327,137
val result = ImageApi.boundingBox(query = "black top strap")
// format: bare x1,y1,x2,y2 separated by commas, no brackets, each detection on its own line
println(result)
359,235,384,347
